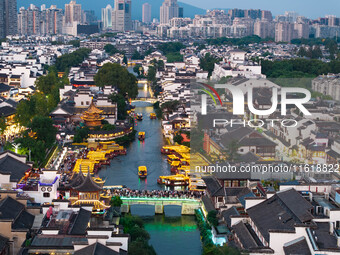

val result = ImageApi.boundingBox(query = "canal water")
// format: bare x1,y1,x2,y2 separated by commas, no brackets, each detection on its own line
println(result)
98,101,169,190
101,74,202,255
99,80,167,190
131,205,202,255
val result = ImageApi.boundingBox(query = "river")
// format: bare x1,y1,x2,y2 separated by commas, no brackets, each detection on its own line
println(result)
100,74,202,255
131,205,202,255
98,101,170,190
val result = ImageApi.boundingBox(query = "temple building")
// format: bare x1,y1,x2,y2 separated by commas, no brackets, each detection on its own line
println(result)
61,171,108,213
81,101,104,128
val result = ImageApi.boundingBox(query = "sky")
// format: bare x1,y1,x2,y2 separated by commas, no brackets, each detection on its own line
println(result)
179,0,340,18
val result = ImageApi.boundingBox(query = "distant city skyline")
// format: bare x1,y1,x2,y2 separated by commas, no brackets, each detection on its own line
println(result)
180,0,340,18
15,0,340,21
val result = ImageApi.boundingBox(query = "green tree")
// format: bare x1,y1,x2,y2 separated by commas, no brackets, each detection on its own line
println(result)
15,93,55,126
55,48,91,72
30,116,57,148
0,117,6,135
166,53,183,63
131,50,143,60
174,134,184,144
128,238,157,255
68,40,80,47
203,244,241,255
224,140,240,162
110,196,123,207
133,64,144,78
157,42,185,55
147,66,156,82
109,93,128,120
207,210,218,227
94,63,138,99
73,127,90,143
104,44,120,55
200,53,221,77
161,100,180,113
35,71,58,94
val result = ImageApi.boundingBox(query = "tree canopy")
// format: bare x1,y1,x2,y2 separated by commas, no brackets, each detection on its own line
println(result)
94,63,138,99
55,48,91,72
200,53,222,77
29,116,57,148
15,93,57,126
157,42,185,55
104,44,120,55
206,35,273,46
109,93,128,120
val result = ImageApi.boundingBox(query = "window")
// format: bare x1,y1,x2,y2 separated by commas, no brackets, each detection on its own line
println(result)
224,180,232,187
125,3,129,13
336,221,340,229
232,180,239,187
43,193,50,198
81,101,84,105
86,101,89,105
118,3,124,10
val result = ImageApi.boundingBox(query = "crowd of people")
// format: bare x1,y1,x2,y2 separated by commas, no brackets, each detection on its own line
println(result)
105,188,205,199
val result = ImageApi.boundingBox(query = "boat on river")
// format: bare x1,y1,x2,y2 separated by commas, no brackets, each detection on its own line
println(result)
157,174,189,187
150,113,157,119
136,113,143,121
138,166,148,179
138,132,145,141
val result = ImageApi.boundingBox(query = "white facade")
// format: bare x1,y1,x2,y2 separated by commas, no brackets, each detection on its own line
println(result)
160,0,179,24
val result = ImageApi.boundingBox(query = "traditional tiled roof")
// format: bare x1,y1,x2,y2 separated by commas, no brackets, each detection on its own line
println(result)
247,188,313,243
74,242,127,255
69,208,92,235
283,237,311,255
73,173,103,192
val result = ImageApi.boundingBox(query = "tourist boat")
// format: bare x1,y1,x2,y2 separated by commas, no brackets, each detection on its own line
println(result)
150,113,157,119
138,166,147,179
138,132,145,141
170,161,180,174
157,174,189,187
136,113,143,121
167,154,180,164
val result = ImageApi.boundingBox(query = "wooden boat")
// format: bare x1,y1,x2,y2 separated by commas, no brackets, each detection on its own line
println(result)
138,132,145,141
157,174,189,187
150,113,157,119
138,166,147,179
136,113,143,121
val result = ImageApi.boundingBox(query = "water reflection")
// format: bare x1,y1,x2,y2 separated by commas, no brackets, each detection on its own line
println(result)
131,205,202,255
99,102,171,190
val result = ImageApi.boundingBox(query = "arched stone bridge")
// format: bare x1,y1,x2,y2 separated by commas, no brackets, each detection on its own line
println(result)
120,197,202,215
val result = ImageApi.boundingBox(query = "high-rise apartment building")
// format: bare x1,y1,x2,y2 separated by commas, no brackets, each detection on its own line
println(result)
0,0,17,38
112,0,132,31
102,4,113,29
261,10,273,21
18,4,63,36
254,20,275,38
84,10,97,25
294,22,309,39
275,22,298,42
142,3,152,23
244,9,262,20
41,5,63,35
64,0,82,25
18,5,41,36
160,0,179,24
